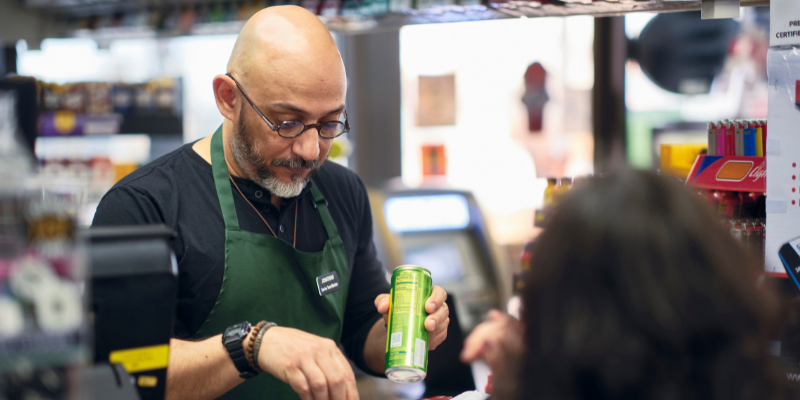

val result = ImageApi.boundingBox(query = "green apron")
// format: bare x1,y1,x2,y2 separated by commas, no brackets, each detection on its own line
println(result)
194,128,351,399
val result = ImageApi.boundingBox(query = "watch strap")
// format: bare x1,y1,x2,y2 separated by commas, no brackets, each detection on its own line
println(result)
223,322,258,379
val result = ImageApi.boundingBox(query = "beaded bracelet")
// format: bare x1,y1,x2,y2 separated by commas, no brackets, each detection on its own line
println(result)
246,321,268,373
253,322,277,372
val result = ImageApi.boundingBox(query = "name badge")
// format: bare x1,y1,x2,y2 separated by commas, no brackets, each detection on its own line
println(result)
316,271,340,296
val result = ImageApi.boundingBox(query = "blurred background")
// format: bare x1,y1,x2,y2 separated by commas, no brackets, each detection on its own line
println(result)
0,0,774,399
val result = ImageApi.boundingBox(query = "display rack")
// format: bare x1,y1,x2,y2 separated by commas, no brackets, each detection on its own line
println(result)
24,0,770,35
685,155,766,193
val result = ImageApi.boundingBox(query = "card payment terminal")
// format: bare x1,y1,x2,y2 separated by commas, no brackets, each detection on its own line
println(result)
779,237,800,296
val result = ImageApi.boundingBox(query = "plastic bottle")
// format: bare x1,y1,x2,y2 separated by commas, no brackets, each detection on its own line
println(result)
554,177,572,204
543,178,558,209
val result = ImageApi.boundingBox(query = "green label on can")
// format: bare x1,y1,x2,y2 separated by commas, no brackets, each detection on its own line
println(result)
385,267,432,373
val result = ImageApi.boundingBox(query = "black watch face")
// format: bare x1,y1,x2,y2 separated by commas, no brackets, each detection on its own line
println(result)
224,322,250,341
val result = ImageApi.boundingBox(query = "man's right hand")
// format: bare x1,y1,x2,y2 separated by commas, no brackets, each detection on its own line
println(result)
258,326,359,400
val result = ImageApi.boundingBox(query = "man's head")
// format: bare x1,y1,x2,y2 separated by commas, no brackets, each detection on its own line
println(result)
213,6,347,198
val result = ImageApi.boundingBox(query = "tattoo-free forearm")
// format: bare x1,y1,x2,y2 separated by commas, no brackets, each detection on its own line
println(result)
164,336,247,400
363,319,387,375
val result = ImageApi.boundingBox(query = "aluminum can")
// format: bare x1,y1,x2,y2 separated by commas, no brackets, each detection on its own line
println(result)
385,265,433,383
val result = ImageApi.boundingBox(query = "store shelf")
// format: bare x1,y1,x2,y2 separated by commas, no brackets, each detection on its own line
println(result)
38,112,182,136
685,155,766,193
0,331,87,371
69,22,246,41
27,0,770,35
120,114,182,135
39,112,122,136
328,0,770,32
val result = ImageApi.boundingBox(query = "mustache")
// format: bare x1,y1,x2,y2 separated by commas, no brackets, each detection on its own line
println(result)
272,157,321,170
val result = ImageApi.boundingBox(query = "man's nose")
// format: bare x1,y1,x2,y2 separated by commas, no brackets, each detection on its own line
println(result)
291,128,320,162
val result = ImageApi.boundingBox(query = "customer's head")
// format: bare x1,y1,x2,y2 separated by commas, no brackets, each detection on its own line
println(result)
517,169,788,400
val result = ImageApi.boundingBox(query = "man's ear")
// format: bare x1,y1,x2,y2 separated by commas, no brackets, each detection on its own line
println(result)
213,74,237,122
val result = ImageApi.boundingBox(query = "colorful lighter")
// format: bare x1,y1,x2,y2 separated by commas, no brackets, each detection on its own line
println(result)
744,122,756,156
708,123,716,156
726,122,736,156
734,122,744,156
716,122,726,155
755,123,764,157
762,120,767,155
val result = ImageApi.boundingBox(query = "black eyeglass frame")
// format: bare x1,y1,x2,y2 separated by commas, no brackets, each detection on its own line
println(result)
226,72,350,139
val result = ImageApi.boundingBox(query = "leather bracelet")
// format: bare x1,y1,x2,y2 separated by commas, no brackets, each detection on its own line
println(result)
246,321,268,373
253,322,278,372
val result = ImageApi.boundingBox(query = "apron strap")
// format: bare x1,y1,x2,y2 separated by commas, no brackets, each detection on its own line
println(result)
309,180,339,240
210,126,240,230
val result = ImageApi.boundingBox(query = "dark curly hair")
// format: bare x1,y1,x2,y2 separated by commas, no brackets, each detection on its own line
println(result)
513,169,793,400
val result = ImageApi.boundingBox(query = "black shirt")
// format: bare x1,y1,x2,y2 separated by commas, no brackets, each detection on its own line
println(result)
92,142,390,373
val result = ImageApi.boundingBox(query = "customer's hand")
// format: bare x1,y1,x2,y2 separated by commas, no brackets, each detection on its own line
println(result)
374,285,450,350
258,326,358,400
460,310,525,373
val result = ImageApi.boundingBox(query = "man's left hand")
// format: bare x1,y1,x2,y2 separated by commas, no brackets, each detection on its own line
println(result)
374,286,449,350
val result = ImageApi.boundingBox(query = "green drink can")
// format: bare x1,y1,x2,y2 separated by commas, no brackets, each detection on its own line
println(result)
385,265,433,383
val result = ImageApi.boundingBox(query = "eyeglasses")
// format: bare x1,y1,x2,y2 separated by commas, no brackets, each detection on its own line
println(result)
226,73,350,139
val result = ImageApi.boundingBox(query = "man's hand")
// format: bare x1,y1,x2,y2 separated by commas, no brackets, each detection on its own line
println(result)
374,285,449,350
257,326,358,400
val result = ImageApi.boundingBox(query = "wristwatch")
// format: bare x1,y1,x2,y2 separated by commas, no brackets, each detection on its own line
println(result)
223,321,258,379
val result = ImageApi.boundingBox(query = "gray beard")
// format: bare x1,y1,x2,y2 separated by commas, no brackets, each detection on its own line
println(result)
230,112,321,199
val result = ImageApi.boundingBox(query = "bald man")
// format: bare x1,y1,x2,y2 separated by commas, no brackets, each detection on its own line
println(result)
92,6,450,400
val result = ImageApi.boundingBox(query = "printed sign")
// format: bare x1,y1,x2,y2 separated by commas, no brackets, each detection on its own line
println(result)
770,0,800,47
685,155,765,193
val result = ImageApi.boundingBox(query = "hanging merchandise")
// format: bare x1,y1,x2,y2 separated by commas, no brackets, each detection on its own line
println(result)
522,62,549,133
421,144,447,177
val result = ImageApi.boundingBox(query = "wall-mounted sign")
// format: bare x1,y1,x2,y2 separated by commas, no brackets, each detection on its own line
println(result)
417,75,455,127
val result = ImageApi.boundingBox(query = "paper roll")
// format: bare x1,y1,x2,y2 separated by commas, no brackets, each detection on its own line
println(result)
9,257,58,302
35,281,82,333
0,297,24,337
